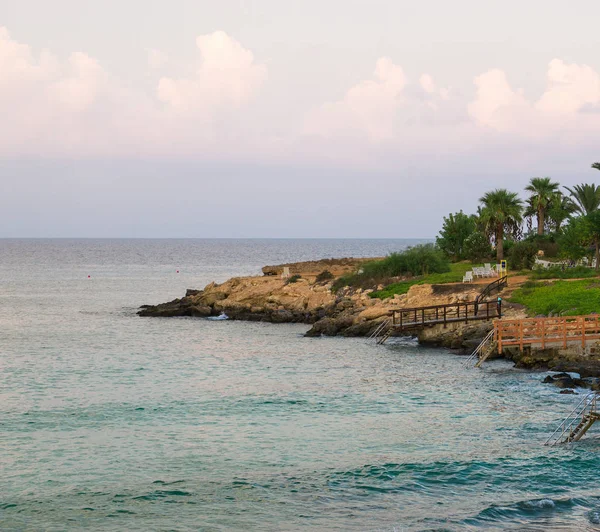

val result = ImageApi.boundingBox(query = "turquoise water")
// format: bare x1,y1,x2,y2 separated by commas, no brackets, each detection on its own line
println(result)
2,239,600,531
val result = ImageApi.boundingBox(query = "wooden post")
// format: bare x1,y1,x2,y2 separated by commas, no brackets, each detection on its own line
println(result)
421,308,425,325
582,316,586,349
519,320,524,352
443,305,447,328
541,319,545,349
563,318,567,349
497,322,502,354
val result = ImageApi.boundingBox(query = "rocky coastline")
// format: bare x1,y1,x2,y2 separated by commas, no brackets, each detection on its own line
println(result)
138,257,600,388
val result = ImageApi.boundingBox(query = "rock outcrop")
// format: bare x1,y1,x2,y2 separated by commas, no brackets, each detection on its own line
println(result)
138,258,497,347
138,257,600,377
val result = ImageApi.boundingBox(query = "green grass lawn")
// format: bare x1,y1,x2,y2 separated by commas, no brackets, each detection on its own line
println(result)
529,266,599,280
369,262,476,299
509,279,600,316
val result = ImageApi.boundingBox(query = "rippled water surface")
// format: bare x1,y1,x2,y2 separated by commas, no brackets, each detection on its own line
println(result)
2,239,600,531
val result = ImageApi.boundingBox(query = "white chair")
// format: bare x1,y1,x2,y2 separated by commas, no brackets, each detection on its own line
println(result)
463,271,473,283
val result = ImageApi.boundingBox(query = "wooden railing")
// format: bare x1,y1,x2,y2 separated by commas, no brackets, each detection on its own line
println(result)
495,315,600,353
391,299,501,331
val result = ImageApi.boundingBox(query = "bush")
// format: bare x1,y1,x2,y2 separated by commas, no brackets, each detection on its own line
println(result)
524,234,559,258
463,232,492,261
315,270,334,284
507,241,538,270
436,211,477,261
331,244,450,291
286,274,301,284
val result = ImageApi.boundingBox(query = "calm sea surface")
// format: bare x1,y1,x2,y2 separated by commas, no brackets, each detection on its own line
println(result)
1,239,600,531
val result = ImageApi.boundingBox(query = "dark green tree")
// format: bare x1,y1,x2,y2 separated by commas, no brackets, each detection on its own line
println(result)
565,184,600,216
479,189,524,261
524,177,560,235
584,211,600,271
592,162,600,171
436,211,477,260
547,192,576,233
463,232,492,261
558,217,589,263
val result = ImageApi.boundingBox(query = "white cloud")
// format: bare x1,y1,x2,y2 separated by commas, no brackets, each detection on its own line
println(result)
0,27,267,157
147,48,168,69
536,58,600,115
304,58,456,142
419,73,436,94
304,57,407,141
468,59,600,138
156,31,267,113
0,25,598,167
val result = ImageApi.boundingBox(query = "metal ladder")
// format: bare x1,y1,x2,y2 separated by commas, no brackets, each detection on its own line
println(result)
368,318,392,345
545,392,600,446
464,329,495,368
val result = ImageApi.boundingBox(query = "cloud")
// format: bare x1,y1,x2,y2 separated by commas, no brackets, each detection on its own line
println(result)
304,57,455,143
0,27,267,156
147,49,168,69
156,31,267,113
304,57,406,141
468,59,600,138
0,25,598,169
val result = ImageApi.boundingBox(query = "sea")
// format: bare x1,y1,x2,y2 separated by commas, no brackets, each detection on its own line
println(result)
2,238,600,531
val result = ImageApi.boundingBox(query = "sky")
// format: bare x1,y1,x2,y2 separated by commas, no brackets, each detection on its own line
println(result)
1,0,600,238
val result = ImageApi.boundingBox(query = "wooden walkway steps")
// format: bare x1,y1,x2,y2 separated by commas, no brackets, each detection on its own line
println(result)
545,393,600,446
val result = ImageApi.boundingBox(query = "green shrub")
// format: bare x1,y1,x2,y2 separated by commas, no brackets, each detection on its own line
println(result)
369,263,474,299
331,244,450,291
525,234,560,258
463,232,492,261
315,270,334,284
436,211,477,260
286,274,301,284
507,241,538,270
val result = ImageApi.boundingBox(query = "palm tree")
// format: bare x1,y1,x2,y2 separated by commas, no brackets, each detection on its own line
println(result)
565,184,600,216
593,162,600,171
547,192,576,232
479,189,524,261
524,177,560,235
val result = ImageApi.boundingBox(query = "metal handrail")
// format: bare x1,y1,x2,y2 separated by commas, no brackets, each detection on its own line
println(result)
476,275,508,304
368,318,391,343
464,329,494,367
544,392,598,446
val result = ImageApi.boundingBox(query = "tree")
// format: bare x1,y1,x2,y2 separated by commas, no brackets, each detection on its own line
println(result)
592,162,600,171
436,211,477,260
565,184,600,216
546,192,576,233
524,177,560,235
584,211,600,271
463,232,492,261
478,189,524,261
558,217,589,263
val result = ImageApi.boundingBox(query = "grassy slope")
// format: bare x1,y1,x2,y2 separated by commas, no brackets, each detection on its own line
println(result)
509,279,600,316
370,262,474,299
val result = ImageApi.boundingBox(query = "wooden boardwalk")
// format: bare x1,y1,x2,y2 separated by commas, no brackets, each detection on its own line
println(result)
391,299,501,332
494,315,600,353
